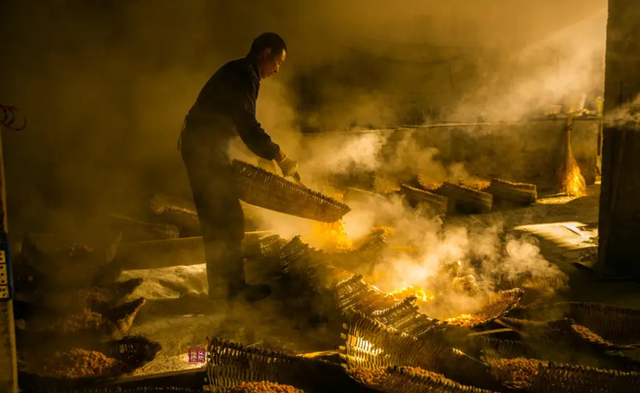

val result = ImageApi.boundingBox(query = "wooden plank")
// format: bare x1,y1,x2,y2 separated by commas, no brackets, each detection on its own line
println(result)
597,127,640,276
116,232,272,270
0,120,18,392
597,0,640,277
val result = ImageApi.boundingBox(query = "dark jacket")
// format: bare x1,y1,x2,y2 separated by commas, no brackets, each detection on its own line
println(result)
184,57,280,161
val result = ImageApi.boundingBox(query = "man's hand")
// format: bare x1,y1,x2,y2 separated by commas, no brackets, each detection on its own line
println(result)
275,153,299,178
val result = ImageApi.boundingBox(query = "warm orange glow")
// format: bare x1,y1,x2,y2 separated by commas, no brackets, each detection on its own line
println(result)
312,219,353,252
561,162,587,197
371,226,395,237
452,275,478,293
389,246,417,254
389,286,435,303
445,314,474,327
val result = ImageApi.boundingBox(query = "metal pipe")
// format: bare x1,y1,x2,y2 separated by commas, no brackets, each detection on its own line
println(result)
302,118,603,136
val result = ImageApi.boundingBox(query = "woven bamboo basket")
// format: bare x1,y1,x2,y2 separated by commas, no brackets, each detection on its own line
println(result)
370,297,442,338
489,358,640,393
149,193,200,236
206,338,360,393
474,337,542,362
232,160,351,222
243,234,288,261
335,275,442,337
335,276,397,316
435,182,493,214
475,333,640,372
416,174,441,191
532,362,640,393
340,313,496,389
485,178,538,205
349,366,501,393
279,237,355,291
511,302,640,349
400,183,448,215
445,289,524,329
332,231,388,271
154,206,200,235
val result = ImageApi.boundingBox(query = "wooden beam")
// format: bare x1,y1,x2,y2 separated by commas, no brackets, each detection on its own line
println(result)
116,231,273,270
0,124,18,392
597,0,640,277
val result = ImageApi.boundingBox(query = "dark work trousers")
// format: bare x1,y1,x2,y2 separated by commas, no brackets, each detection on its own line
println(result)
179,127,245,300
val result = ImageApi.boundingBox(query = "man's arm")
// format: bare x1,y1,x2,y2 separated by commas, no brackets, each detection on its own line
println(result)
230,75,282,161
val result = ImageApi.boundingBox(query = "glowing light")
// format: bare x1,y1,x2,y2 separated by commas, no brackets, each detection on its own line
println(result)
311,219,353,253
388,286,435,303
351,337,383,356
445,314,475,327
561,163,587,197
452,275,478,293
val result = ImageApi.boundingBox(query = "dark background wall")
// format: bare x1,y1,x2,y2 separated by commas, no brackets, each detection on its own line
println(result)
0,0,607,235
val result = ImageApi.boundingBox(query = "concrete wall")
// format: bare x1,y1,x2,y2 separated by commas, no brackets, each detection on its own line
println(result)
303,119,600,191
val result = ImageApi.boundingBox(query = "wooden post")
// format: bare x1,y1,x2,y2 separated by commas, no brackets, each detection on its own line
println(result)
597,0,640,276
0,125,18,392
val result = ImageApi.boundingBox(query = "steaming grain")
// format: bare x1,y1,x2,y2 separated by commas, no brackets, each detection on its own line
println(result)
29,349,125,379
490,358,547,390
571,324,614,346
37,309,104,333
349,367,388,385
226,382,307,393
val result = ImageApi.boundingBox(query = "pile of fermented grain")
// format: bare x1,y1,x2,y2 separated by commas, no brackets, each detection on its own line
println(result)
311,219,353,253
489,358,547,389
44,287,114,309
349,367,388,385
445,314,476,327
388,286,435,304
73,288,113,304
39,309,104,332
349,366,447,386
225,382,306,393
571,324,614,346
31,349,125,379
467,181,492,191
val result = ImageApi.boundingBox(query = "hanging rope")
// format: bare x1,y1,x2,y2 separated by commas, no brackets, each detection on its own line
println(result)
0,104,27,132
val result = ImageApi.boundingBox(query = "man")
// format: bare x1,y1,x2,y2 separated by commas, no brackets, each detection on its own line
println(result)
179,33,299,302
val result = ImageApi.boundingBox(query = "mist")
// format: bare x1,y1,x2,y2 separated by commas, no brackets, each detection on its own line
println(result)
0,0,606,239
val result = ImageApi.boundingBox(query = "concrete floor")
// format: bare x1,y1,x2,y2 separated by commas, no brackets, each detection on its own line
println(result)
117,183,640,379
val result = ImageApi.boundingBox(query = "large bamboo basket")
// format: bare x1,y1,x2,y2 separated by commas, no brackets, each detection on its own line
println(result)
232,160,351,222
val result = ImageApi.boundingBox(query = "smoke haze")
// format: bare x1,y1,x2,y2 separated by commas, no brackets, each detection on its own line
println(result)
0,0,606,238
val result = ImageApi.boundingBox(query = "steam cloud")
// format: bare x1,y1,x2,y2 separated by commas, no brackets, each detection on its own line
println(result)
0,0,607,237
2,0,595,364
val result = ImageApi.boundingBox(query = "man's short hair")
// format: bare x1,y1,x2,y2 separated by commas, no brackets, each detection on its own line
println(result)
249,33,287,57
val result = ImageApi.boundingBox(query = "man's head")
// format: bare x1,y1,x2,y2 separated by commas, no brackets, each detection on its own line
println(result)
249,32,287,79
